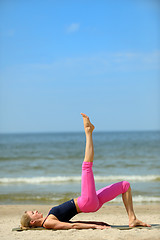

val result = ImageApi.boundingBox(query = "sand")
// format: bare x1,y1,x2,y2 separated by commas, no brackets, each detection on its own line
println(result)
0,204,160,240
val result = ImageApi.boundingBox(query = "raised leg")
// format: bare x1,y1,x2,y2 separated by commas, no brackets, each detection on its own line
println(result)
77,113,99,212
81,113,95,163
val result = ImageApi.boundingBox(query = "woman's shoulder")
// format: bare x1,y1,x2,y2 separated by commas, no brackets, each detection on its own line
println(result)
43,214,59,228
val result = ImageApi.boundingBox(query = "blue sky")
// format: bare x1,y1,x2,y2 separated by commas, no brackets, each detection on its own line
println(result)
0,0,160,133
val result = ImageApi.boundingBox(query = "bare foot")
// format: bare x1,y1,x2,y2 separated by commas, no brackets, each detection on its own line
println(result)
81,113,95,134
129,218,151,228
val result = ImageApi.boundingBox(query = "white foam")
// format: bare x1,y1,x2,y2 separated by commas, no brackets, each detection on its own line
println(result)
95,175,160,182
0,175,159,184
0,176,80,184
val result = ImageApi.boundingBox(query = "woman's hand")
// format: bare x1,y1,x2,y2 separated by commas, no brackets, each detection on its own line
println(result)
94,224,111,229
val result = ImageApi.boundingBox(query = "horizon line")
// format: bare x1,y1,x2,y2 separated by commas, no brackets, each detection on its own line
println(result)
0,129,160,135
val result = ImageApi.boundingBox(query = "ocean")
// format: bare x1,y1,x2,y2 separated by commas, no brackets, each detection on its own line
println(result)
0,131,160,205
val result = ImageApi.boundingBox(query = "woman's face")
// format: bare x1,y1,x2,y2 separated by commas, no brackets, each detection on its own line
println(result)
26,210,43,220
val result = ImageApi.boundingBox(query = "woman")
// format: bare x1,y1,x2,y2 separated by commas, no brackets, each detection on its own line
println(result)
21,113,150,230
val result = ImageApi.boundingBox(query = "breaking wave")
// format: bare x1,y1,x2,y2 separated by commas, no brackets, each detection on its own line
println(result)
0,175,160,184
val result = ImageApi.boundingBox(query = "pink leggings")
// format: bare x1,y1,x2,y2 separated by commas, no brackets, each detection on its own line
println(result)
77,162,130,213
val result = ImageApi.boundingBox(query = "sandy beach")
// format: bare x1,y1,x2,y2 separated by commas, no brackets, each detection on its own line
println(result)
0,204,160,240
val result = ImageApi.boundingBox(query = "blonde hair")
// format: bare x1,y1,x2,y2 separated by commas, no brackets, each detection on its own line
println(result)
20,212,32,229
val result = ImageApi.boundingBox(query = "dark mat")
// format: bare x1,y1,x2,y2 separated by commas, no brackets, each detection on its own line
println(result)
12,224,160,231
110,224,160,230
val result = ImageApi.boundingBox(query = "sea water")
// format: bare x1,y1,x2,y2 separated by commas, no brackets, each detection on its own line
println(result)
0,131,160,205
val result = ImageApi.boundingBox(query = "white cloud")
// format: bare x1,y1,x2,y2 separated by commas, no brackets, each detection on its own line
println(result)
66,23,80,33
29,50,160,73
5,50,159,83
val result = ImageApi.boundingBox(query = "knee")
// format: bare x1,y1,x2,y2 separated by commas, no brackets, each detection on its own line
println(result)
122,181,130,193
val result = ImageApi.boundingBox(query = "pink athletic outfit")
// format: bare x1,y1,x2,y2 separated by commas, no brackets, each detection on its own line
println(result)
77,162,130,213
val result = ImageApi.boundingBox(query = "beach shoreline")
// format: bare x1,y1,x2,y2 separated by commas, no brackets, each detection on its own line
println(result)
1,204,160,240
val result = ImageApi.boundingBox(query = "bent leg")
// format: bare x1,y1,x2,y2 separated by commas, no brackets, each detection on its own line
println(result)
96,182,151,227
122,186,151,227
122,186,136,222
96,181,130,210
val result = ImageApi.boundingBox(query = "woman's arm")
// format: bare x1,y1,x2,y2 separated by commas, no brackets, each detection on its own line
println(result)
71,220,110,226
72,222,107,230
44,219,107,230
